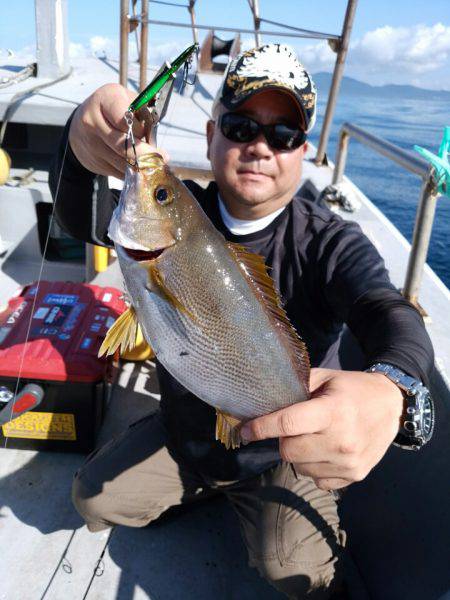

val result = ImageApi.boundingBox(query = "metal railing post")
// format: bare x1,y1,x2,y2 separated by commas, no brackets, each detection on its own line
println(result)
403,175,439,304
314,0,358,165
330,121,438,305
251,0,262,47
188,1,199,45
139,0,149,90
35,0,70,78
332,129,349,185
120,0,129,87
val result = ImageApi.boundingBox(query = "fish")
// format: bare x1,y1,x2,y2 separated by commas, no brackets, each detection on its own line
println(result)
101,153,310,449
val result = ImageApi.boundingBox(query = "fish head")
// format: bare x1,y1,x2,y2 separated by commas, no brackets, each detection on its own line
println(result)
108,152,184,259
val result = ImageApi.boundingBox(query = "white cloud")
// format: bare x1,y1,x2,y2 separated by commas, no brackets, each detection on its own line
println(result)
353,23,450,75
1,45,35,63
148,41,186,65
69,42,88,59
71,36,188,67
296,41,335,73
294,23,450,90
89,35,116,56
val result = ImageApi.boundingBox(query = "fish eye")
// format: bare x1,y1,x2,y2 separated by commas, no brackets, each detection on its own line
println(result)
154,185,173,206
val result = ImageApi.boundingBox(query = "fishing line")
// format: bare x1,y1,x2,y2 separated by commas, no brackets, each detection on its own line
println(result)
3,46,195,443
81,527,115,600
39,528,76,600
2,134,70,449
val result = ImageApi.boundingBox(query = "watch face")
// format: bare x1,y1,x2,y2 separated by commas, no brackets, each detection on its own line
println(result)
422,392,434,439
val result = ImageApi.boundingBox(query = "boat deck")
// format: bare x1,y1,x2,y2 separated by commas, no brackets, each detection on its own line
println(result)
0,57,449,600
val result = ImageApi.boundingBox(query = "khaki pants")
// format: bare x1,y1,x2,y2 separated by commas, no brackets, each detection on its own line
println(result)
73,412,346,599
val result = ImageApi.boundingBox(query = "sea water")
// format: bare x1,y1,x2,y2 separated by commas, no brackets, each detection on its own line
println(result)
310,93,450,290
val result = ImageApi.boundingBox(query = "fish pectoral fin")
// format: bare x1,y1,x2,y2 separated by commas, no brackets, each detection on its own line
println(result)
98,306,142,357
120,323,156,361
215,410,242,450
143,261,196,321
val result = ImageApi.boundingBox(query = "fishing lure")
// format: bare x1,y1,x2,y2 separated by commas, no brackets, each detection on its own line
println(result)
124,43,199,167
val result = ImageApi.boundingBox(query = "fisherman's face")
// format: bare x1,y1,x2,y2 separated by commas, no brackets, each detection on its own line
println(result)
207,89,308,219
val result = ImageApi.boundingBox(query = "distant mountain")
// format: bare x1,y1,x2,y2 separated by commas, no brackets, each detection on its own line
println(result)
312,72,450,101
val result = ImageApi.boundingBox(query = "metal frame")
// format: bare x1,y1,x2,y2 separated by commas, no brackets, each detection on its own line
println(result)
35,0,70,78
188,0,198,45
314,0,357,165
117,1,438,302
247,0,261,47
140,0,149,90
142,18,340,40
118,0,358,163
332,122,439,305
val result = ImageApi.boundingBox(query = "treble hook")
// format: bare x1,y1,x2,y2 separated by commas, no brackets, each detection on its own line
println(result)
124,110,139,170
179,49,198,95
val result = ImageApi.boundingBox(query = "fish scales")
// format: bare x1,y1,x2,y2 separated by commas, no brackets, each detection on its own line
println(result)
105,153,309,427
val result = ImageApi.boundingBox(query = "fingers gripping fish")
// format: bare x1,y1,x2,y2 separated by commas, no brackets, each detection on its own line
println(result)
100,153,310,449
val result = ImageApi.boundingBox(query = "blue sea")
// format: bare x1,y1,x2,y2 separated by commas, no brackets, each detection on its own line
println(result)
309,92,450,290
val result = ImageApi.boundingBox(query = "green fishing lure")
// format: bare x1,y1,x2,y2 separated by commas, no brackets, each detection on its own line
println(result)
128,43,198,113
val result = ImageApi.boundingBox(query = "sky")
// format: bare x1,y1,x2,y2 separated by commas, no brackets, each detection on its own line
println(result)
1,0,450,90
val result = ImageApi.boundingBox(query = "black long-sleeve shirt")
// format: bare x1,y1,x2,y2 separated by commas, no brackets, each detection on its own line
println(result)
49,120,434,480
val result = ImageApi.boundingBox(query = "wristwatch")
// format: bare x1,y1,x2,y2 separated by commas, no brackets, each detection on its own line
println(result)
366,362,435,451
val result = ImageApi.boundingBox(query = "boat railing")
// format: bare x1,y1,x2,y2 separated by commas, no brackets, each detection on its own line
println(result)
332,121,438,306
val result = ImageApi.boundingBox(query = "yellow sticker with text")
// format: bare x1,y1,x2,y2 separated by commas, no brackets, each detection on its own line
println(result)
2,412,76,441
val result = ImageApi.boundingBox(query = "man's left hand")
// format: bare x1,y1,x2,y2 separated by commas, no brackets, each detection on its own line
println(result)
240,368,404,491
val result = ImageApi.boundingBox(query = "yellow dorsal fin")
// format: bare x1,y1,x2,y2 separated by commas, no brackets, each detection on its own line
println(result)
98,306,140,357
215,410,242,450
227,242,310,386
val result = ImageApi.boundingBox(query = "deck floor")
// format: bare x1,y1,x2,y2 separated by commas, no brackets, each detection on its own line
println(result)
0,356,285,600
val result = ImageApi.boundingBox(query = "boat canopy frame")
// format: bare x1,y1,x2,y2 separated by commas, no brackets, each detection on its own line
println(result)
117,0,440,305
119,0,358,165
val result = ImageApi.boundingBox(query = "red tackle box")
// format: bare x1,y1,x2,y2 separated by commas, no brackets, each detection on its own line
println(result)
0,281,126,452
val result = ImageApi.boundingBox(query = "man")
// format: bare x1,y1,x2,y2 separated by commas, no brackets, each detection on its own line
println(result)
50,44,434,599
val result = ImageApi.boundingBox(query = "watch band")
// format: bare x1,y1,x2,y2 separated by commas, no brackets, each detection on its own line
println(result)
366,362,434,450
366,362,418,394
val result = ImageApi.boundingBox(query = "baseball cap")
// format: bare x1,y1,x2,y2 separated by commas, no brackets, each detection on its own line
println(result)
212,43,317,133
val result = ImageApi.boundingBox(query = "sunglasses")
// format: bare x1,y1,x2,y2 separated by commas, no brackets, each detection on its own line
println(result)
218,112,307,151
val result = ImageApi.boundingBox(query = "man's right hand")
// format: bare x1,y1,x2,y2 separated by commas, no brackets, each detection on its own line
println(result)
69,83,169,179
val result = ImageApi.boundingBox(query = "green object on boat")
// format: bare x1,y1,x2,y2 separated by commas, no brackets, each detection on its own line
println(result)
128,43,198,113
414,126,450,198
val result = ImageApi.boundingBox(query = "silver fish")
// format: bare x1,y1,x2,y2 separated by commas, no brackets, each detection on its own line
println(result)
101,153,310,448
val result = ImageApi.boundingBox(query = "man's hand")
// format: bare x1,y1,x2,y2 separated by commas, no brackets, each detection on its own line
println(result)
240,368,404,491
69,83,169,179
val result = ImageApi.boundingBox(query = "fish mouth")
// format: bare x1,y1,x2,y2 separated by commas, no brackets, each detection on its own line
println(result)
123,247,167,262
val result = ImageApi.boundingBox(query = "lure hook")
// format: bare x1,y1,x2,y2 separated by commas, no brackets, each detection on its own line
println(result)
180,50,198,94
124,109,139,169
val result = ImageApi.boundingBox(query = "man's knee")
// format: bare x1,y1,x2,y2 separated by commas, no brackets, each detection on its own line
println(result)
72,471,164,532
252,554,344,600
72,474,111,531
